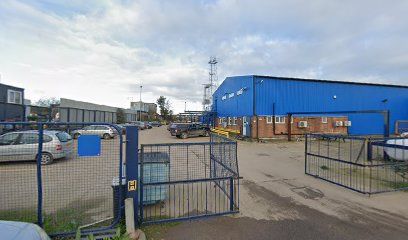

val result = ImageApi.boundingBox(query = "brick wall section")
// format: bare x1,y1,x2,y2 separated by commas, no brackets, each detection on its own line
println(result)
216,116,348,139
215,117,242,132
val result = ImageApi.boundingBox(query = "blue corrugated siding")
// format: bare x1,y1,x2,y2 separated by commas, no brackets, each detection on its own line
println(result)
213,76,253,117
214,75,408,135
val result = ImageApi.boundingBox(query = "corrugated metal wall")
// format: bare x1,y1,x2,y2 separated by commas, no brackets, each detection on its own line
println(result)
212,75,254,117
213,75,408,135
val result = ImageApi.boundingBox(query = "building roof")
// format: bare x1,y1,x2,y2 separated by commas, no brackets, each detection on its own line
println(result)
252,75,408,89
0,83,24,91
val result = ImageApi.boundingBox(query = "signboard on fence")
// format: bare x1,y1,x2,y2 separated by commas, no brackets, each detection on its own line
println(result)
78,135,101,157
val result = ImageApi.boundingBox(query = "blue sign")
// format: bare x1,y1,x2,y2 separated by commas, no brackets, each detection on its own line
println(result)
78,135,101,157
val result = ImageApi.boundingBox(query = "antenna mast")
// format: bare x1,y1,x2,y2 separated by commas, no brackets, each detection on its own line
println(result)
203,57,218,111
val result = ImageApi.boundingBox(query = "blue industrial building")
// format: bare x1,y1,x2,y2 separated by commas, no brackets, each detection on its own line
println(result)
213,75,408,138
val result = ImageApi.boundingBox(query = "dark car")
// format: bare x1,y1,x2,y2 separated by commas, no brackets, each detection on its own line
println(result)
168,122,178,133
172,123,210,139
145,122,153,129
150,121,162,127
116,123,133,134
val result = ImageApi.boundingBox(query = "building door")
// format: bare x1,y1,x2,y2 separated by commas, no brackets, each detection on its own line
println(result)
242,116,251,137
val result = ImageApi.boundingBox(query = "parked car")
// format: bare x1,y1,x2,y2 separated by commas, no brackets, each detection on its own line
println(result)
0,220,51,240
132,121,147,130
145,122,153,129
167,122,174,131
71,125,117,139
385,138,408,161
172,123,210,139
150,121,162,127
0,130,73,165
169,123,186,135
401,132,408,138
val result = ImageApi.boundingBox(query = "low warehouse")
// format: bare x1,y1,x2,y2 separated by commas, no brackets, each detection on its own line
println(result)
212,75,408,139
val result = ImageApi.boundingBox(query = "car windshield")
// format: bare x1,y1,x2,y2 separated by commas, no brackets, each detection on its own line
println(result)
56,132,72,142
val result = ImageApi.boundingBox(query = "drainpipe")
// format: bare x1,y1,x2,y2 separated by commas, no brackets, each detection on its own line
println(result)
287,113,292,141
272,102,276,135
252,77,258,141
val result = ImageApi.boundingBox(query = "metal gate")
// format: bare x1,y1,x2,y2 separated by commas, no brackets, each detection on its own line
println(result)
0,122,124,238
139,133,240,224
305,133,408,194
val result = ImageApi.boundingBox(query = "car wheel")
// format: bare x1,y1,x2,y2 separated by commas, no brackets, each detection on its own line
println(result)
73,133,80,139
181,133,188,139
103,133,111,140
39,152,53,165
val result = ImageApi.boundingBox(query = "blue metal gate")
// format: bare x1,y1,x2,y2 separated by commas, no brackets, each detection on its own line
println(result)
138,133,240,224
0,122,125,238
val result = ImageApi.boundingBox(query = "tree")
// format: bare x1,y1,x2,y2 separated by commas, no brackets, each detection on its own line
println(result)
116,108,126,124
34,97,60,107
156,96,173,121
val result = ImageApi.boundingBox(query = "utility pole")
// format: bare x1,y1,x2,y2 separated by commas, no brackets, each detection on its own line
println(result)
138,85,142,121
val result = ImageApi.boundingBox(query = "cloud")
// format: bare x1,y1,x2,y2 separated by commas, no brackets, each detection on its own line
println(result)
0,0,407,114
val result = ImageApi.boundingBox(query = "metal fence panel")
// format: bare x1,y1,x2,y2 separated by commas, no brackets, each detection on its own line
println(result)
305,134,408,194
0,122,39,226
139,134,239,224
0,122,124,238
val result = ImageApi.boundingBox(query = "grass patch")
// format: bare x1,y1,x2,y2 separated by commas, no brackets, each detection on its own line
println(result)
141,217,180,240
320,165,329,170
0,198,108,235
380,180,408,190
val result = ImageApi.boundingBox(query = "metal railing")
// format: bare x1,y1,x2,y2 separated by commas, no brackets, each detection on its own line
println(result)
139,133,239,224
305,133,408,194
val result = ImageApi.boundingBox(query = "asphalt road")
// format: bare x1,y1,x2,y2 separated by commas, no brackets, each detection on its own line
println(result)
2,126,408,239
140,128,408,240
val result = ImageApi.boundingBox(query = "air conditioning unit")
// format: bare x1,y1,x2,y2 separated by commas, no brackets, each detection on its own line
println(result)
334,121,343,127
298,121,308,128
344,121,352,127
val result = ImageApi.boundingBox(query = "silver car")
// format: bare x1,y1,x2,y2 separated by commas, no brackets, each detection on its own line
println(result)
0,130,73,165
71,125,117,140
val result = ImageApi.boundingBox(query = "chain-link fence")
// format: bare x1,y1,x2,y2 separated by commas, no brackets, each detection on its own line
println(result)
0,122,124,238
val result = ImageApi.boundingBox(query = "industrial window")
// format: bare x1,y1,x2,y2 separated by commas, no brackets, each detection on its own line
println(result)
7,90,22,104
275,116,285,124
233,117,237,125
228,117,233,125
322,117,328,124
266,116,273,124
219,118,223,124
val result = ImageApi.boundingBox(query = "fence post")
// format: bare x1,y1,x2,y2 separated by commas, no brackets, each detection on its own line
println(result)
304,134,308,174
36,123,44,227
209,134,213,178
367,139,372,161
229,177,234,211
125,126,139,226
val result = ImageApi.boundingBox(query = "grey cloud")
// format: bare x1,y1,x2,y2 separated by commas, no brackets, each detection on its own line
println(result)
1,0,407,114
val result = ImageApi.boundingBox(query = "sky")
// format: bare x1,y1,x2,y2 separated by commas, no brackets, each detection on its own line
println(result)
0,0,407,113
